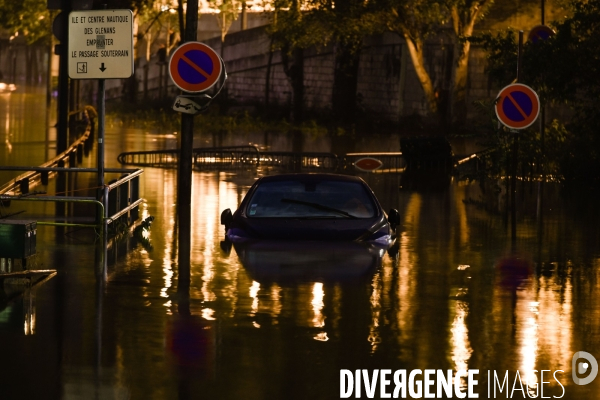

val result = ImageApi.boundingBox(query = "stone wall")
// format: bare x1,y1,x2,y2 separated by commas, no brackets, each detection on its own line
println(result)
99,25,499,125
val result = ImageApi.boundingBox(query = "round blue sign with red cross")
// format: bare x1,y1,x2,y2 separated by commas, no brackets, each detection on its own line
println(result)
528,25,555,44
169,42,222,93
495,83,540,130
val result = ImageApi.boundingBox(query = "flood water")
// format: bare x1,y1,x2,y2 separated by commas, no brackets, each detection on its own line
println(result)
1,88,600,399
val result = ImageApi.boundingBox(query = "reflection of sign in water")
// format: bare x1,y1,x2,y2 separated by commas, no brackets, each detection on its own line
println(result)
495,83,540,130
169,42,222,93
167,316,215,372
354,157,383,172
0,270,57,335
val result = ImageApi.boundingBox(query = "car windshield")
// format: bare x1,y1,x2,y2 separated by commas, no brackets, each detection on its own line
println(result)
246,180,376,218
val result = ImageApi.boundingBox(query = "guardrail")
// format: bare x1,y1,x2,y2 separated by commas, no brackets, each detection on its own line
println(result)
0,107,95,196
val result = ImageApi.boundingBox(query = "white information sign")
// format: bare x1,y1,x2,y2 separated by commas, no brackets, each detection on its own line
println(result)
68,9,134,79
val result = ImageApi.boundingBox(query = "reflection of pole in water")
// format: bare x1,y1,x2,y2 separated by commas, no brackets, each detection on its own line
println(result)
23,287,36,335
450,300,472,390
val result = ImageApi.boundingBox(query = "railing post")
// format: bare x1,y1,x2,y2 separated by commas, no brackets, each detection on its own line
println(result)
19,179,29,194
118,175,129,225
130,174,140,223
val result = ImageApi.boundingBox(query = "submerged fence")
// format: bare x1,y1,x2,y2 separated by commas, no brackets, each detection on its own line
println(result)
117,146,409,173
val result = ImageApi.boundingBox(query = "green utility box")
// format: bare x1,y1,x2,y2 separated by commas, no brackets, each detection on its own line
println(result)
0,220,37,258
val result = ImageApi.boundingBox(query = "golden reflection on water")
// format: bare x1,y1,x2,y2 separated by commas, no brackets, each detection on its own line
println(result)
489,262,575,391
516,270,574,390
154,169,176,302
368,271,382,353
23,290,35,336
140,171,589,394
270,284,282,320
450,300,472,375
311,282,325,328
2,96,12,154
396,193,421,360
250,281,260,317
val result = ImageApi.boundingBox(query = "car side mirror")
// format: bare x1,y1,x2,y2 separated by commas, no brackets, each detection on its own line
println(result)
388,208,400,230
221,208,233,230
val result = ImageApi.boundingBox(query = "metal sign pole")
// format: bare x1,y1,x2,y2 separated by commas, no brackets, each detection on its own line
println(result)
177,0,199,294
97,78,105,198
511,31,524,246
97,78,107,278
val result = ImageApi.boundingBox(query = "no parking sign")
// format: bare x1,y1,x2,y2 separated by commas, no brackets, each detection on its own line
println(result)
169,42,222,93
495,83,540,130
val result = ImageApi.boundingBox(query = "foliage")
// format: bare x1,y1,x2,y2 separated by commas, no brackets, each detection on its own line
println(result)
0,0,54,44
379,0,448,42
377,0,493,127
0,0,154,45
472,0,600,188
136,4,180,60
266,0,383,124
208,0,241,41
267,1,322,53
106,101,328,137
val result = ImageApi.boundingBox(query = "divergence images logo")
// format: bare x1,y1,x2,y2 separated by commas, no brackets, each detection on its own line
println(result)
572,351,598,385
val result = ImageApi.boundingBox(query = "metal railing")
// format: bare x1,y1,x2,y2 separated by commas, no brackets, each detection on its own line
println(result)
0,109,94,196
118,146,342,172
117,145,261,170
0,168,143,233
259,151,339,171
193,146,260,170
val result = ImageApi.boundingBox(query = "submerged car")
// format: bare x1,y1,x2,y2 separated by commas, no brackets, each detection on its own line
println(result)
220,173,400,248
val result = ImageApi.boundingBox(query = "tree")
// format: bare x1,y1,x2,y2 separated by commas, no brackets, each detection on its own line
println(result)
473,0,600,188
380,0,447,118
448,0,494,128
0,0,53,45
267,0,317,122
208,0,241,42
379,0,492,130
268,0,380,125
321,0,379,124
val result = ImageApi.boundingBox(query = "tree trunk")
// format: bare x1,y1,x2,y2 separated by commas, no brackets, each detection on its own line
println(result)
403,35,438,115
332,41,361,124
265,39,274,108
281,46,305,123
451,39,470,130
178,1,185,40
450,3,486,130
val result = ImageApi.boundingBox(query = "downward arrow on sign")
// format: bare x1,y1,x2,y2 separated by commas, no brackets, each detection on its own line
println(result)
99,63,106,72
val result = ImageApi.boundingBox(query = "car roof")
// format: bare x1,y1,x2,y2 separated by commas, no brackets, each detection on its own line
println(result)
257,173,365,184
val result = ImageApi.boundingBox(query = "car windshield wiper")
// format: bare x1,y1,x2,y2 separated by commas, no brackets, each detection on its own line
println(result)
281,198,358,218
